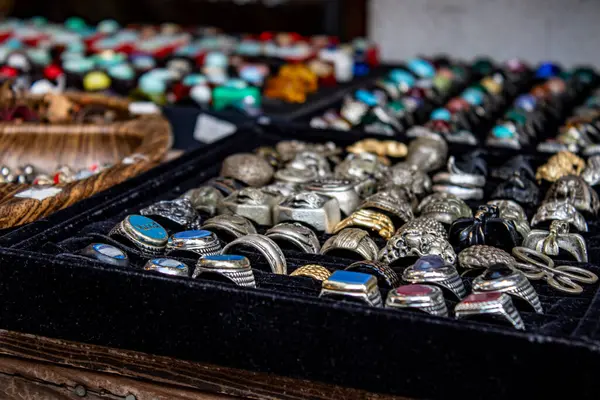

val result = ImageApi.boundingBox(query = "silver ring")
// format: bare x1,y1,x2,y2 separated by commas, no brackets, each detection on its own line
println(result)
140,198,199,229
431,185,484,201
405,133,448,172
181,186,224,216
319,270,383,307
417,192,472,225
457,245,516,271
193,254,256,287
345,260,400,289
320,228,379,261
385,163,432,199
487,199,530,239
288,151,332,178
302,178,360,216
109,215,168,256
265,222,321,254
379,231,456,266
220,153,274,187
386,284,449,317
144,258,189,277
402,255,466,299
79,243,129,267
275,167,319,184
544,175,600,216
222,234,287,275
218,188,280,226
531,201,588,232
201,214,257,242
432,156,486,188
358,190,414,225
262,181,299,198
334,152,390,183
582,155,600,186
396,217,448,240
454,292,525,330
472,264,543,313
166,230,222,258
523,220,588,262
274,191,341,233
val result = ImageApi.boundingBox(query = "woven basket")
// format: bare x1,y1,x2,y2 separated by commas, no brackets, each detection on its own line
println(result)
0,91,172,228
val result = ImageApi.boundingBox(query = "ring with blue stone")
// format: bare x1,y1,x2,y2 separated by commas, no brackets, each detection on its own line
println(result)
109,215,168,256
79,243,129,267
386,284,448,317
402,255,466,299
144,258,189,277
319,270,383,307
472,263,543,313
193,254,256,288
166,230,221,258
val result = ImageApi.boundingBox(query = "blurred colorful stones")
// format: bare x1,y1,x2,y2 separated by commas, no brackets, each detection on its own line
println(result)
407,58,435,79
83,71,111,91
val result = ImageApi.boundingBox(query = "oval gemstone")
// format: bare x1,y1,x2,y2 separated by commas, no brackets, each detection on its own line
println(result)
93,243,126,259
395,284,434,296
482,264,514,280
413,255,446,271
128,215,167,240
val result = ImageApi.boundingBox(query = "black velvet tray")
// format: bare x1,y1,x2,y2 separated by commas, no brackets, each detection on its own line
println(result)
1,124,600,399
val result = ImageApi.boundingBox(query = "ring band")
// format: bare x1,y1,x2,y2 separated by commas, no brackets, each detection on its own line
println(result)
265,222,321,254
320,228,380,261
201,215,257,242
333,209,395,240
455,292,525,330
222,234,287,275
166,230,222,258
290,265,332,281
194,254,256,287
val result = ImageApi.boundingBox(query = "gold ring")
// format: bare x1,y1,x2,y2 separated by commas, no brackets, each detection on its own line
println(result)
290,265,332,281
535,151,585,182
333,209,395,240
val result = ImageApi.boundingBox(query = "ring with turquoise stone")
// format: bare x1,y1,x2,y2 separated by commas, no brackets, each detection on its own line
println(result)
109,215,168,256
194,254,256,288
79,243,129,267
144,258,189,277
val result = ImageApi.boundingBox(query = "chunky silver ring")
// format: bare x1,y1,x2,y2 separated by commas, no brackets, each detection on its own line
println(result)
345,260,401,289
220,153,274,187
274,167,319,184
181,186,224,216
262,181,299,198
385,163,431,199
109,215,168,256
79,243,129,267
395,217,448,239
455,292,525,330
405,133,448,172
274,191,341,233
402,255,466,299
194,254,256,288
201,214,257,242
457,245,516,271
218,188,280,226
417,192,472,225
523,220,588,262
472,264,543,313
386,284,449,317
288,151,332,178
222,234,287,275
432,156,486,188
544,175,600,216
431,185,484,201
379,231,456,266
334,152,390,183
531,201,588,232
319,270,383,307
582,155,600,186
303,178,360,216
144,258,189,277
166,230,221,258
358,190,414,226
140,198,200,229
320,228,379,261
265,222,321,254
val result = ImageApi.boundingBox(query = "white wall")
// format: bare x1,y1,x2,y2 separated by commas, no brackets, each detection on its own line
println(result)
369,0,600,67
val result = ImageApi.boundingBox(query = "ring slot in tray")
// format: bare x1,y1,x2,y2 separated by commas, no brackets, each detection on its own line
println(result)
2,125,600,398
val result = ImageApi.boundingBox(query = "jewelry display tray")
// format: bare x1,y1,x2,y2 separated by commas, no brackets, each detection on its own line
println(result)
1,124,600,399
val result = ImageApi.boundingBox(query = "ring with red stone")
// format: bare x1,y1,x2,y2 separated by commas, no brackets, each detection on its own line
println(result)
402,255,466,299
386,284,448,317
454,292,525,330
472,263,543,313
